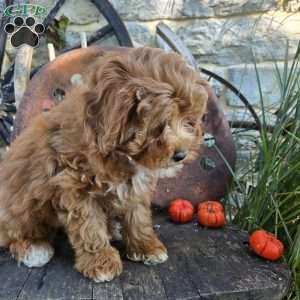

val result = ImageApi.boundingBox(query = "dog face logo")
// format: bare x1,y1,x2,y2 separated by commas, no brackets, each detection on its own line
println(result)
5,16,45,48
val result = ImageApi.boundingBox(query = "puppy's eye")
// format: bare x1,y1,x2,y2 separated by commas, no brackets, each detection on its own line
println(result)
185,119,197,128
187,120,196,127
183,119,197,133
202,114,207,123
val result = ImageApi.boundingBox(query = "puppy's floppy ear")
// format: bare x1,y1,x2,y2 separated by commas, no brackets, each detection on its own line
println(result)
83,73,147,156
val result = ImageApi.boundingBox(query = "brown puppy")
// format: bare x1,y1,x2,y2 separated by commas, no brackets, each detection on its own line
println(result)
0,47,208,282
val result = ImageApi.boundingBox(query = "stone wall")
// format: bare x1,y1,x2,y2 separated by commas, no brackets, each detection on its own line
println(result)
57,0,300,110
2,0,300,111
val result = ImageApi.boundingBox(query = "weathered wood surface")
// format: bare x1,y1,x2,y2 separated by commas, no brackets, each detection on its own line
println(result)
13,45,33,109
0,211,291,300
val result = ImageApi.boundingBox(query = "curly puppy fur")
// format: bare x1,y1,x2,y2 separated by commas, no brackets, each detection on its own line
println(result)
0,47,208,282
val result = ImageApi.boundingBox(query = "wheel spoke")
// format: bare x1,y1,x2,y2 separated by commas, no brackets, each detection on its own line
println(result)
61,24,114,53
42,0,66,30
0,120,10,145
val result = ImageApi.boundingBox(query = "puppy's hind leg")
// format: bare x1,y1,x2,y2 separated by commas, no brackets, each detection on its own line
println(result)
0,223,9,248
0,206,10,247
10,239,54,268
5,213,55,267
0,226,10,248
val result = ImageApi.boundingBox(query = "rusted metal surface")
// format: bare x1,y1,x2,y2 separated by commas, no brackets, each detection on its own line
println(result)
12,47,236,207
12,47,106,138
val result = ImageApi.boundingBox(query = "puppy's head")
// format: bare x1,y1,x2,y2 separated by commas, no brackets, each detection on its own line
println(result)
85,47,208,171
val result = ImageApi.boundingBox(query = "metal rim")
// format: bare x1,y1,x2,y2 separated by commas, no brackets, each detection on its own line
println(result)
199,67,261,130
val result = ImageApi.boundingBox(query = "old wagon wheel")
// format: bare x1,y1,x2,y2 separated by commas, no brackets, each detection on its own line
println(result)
0,0,133,145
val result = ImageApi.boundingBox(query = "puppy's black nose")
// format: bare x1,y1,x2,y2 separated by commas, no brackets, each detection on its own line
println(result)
172,150,187,162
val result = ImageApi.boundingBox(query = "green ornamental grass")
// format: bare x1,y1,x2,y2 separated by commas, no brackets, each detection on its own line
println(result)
223,42,300,299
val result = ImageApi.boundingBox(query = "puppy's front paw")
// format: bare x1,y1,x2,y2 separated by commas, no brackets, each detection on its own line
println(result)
127,238,168,265
76,246,123,282
143,251,168,265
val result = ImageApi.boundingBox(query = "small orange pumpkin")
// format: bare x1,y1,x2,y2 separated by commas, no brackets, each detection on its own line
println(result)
249,230,284,261
197,200,225,228
168,199,194,223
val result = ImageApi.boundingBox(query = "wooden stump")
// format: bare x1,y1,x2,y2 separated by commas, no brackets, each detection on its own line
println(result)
0,211,290,300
